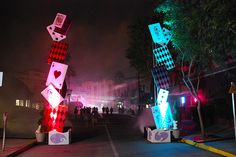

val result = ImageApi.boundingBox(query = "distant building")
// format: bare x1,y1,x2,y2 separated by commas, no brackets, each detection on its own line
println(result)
0,69,44,137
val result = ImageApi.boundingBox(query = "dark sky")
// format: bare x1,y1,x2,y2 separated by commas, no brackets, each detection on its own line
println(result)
0,0,155,83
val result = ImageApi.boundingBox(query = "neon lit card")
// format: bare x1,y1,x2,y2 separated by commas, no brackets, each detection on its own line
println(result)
148,23,164,44
53,13,67,28
47,24,66,41
157,89,169,105
151,103,174,129
160,27,172,46
46,61,68,89
41,84,64,108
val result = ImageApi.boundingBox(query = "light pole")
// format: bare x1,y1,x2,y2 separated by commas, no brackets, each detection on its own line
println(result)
229,82,236,141
2,112,8,151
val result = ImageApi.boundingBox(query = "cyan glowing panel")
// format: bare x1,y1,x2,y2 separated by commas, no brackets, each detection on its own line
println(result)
151,102,174,129
148,23,164,44
148,23,172,46
153,46,175,70
157,89,169,104
161,27,172,46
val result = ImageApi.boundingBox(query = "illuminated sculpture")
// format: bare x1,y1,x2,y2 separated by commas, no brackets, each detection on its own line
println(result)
39,13,72,144
148,22,177,142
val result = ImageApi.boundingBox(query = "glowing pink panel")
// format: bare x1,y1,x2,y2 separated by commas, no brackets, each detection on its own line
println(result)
41,84,64,108
46,61,68,89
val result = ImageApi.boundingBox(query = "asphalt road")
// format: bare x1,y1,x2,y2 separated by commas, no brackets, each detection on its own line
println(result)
17,114,221,157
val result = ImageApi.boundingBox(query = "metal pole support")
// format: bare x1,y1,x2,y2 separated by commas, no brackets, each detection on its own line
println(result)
231,93,236,141
230,82,236,142
2,112,8,151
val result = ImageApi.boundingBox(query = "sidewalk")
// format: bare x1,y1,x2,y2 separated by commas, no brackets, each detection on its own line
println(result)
182,125,236,156
0,138,37,157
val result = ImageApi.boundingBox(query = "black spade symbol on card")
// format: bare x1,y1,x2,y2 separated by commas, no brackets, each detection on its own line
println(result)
54,70,61,79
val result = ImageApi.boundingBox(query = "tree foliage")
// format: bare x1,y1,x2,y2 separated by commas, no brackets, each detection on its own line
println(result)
155,0,236,72
126,15,163,78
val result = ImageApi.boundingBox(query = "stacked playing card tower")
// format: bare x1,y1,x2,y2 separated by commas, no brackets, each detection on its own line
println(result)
41,13,71,133
148,23,175,131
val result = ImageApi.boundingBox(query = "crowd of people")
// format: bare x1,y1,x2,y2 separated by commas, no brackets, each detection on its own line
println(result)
73,106,101,127
102,106,113,115
73,105,137,127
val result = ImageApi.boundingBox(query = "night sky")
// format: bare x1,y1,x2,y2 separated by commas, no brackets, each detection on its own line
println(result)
0,0,155,83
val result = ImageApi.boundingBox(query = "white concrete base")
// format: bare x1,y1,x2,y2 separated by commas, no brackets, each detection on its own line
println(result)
48,130,71,145
146,128,171,143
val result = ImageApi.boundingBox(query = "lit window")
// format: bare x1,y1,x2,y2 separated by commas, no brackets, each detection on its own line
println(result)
16,99,24,107
31,103,35,109
16,100,20,106
25,100,30,107
35,104,40,110
20,100,24,106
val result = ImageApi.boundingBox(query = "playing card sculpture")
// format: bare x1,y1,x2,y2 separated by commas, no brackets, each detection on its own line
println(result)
39,13,72,144
148,23,176,142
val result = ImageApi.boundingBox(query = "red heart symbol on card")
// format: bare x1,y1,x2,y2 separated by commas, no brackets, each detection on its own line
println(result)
54,70,61,79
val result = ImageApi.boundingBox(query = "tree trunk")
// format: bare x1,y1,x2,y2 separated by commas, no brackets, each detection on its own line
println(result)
197,100,205,139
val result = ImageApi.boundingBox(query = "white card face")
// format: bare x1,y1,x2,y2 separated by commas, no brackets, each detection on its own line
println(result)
47,24,66,41
0,72,3,87
46,61,68,89
41,84,64,108
157,89,169,104
53,13,66,28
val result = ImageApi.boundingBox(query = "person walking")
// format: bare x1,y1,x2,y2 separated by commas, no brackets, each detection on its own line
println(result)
74,106,78,120
110,107,113,115
106,107,109,115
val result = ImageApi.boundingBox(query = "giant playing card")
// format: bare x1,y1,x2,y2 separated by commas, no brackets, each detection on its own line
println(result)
41,84,64,108
46,61,68,89
148,23,164,44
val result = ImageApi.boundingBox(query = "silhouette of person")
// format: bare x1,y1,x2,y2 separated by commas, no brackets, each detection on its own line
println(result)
110,107,113,114
74,106,78,119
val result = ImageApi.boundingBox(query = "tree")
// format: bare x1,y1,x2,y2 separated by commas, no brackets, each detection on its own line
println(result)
155,0,236,138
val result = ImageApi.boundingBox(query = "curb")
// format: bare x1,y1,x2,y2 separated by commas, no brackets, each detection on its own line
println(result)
6,140,38,157
180,138,236,157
